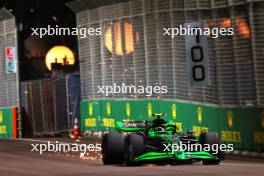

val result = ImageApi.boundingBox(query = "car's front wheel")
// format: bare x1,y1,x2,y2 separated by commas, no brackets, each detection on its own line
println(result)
102,133,124,165
125,133,145,166
200,132,221,165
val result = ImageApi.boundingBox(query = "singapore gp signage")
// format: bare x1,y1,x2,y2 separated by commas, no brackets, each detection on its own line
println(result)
5,47,17,74
185,22,210,86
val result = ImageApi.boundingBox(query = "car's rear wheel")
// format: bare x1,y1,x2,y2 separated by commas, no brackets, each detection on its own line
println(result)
102,133,124,165
200,132,221,165
125,133,145,166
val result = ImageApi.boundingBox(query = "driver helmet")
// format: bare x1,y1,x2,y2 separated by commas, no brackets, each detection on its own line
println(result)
156,127,165,133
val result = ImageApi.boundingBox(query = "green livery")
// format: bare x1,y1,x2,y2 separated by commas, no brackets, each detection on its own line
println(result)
102,113,224,165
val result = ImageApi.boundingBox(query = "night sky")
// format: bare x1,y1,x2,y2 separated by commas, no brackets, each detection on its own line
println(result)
1,0,77,80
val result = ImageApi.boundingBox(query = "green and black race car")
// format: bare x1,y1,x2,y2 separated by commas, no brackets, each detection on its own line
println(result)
102,113,224,165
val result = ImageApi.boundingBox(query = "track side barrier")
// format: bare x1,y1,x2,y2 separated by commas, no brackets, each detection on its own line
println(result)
81,99,264,154
0,106,17,139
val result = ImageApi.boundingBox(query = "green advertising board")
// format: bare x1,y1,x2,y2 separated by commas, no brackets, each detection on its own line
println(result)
0,107,16,139
80,99,264,152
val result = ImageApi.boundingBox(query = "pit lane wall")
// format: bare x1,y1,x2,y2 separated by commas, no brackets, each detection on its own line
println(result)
0,106,17,139
80,99,264,152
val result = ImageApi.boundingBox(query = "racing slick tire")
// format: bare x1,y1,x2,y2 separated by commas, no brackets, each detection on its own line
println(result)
200,132,221,165
102,133,125,165
125,133,145,166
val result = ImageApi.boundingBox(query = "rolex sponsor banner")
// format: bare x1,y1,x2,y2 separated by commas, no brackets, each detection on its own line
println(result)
184,22,210,86
5,47,17,74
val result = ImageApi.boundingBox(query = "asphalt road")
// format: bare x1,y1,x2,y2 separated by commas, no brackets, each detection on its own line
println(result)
0,138,263,176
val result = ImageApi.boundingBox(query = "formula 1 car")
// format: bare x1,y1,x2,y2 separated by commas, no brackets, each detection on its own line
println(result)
102,113,224,165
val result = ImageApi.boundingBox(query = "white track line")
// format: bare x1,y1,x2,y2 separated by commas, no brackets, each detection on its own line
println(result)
10,138,78,144
221,163,263,166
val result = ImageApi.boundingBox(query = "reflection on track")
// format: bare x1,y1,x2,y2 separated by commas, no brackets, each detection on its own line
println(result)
0,139,263,176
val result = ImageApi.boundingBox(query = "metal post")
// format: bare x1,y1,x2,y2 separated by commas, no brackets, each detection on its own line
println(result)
52,80,58,133
39,82,46,134
15,25,22,138
65,75,71,136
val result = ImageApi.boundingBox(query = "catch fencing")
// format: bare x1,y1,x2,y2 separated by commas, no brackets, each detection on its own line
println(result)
73,0,264,107
21,74,80,137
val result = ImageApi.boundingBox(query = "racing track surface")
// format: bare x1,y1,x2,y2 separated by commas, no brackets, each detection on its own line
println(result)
0,139,263,176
